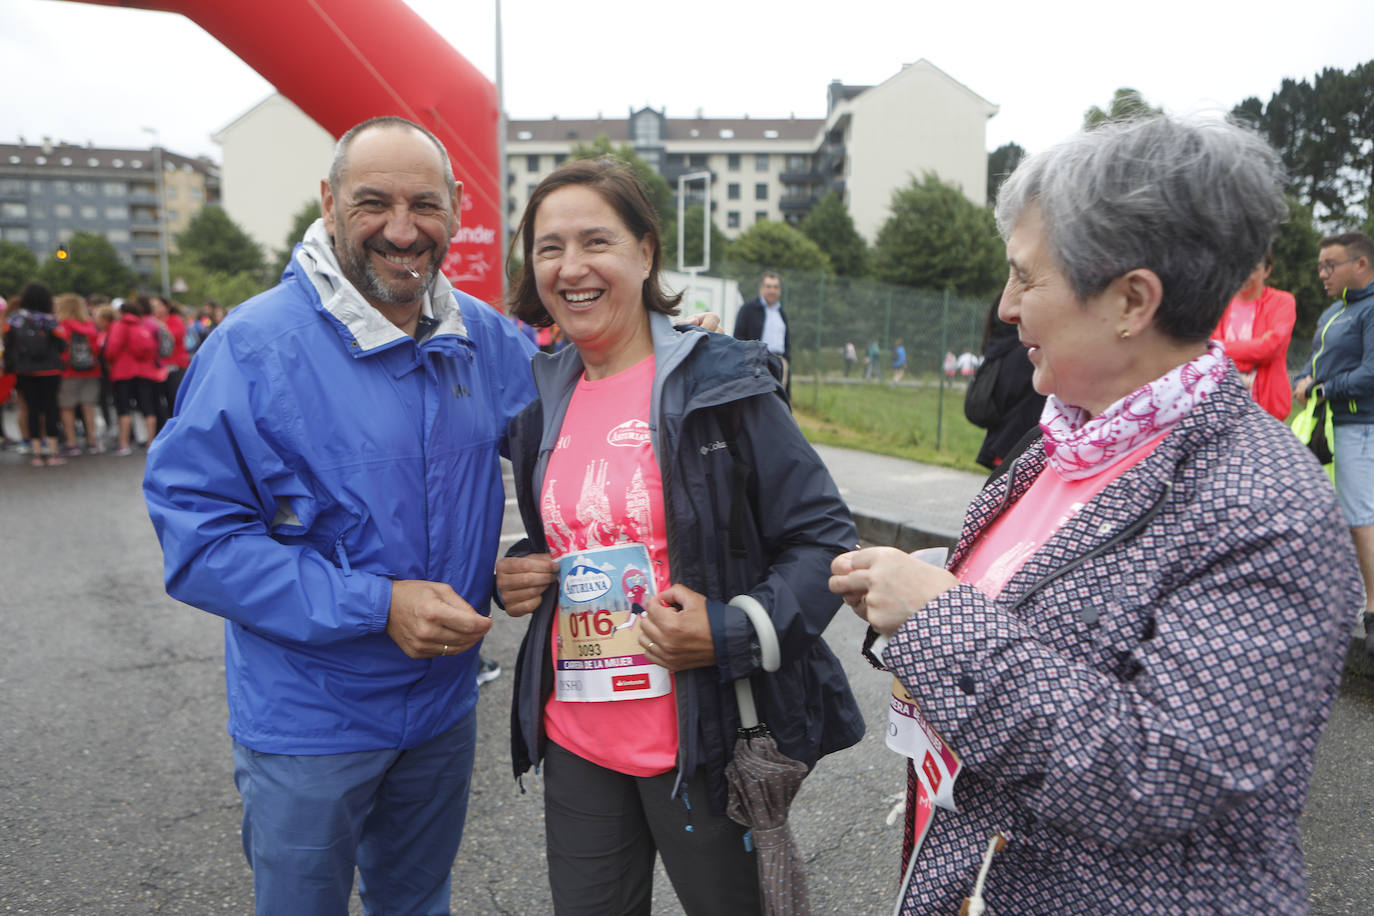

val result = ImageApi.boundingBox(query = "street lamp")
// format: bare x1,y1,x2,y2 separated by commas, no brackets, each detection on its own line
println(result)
141,126,171,297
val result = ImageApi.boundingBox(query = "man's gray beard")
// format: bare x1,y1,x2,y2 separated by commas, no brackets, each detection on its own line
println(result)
338,244,441,307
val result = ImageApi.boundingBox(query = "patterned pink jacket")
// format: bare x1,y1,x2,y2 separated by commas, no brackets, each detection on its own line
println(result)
887,372,1359,914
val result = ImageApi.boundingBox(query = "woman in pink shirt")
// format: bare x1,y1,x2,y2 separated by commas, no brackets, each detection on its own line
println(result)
830,117,1358,914
496,159,861,915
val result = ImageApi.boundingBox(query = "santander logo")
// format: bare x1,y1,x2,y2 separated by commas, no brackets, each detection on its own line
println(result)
607,419,651,448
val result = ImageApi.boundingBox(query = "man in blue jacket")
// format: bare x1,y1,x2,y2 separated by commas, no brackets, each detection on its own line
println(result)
1295,231,1374,657
143,117,537,914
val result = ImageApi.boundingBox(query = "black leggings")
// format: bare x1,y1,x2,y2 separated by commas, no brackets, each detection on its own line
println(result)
16,374,61,440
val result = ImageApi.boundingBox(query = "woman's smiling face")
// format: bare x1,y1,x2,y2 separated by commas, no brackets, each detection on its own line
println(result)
998,203,1121,413
532,184,653,363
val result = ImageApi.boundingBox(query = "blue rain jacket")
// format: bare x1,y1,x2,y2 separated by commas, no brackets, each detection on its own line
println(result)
144,222,536,754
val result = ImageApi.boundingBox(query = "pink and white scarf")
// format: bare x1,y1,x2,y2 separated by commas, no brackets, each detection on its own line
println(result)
1040,341,1227,480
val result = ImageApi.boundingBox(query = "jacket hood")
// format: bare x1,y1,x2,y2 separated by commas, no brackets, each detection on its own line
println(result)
291,218,469,353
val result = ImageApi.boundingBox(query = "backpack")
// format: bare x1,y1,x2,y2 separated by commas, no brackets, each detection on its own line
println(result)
9,321,63,374
963,352,1004,428
155,322,175,360
67,329,97,372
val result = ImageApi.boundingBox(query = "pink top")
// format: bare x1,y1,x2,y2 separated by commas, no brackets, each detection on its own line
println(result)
958,433,1168,597
541,356,678,776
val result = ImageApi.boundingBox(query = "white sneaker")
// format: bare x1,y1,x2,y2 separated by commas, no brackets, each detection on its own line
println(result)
476,656,501,687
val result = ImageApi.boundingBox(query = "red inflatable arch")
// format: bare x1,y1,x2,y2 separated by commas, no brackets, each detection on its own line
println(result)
61,0,504,305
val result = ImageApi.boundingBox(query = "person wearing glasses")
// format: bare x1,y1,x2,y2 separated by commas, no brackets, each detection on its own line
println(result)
1295,231,1374,656
830,118,1359,914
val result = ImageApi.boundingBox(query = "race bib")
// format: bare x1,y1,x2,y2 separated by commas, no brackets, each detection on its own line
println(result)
554,544,672,702
886,677,962,811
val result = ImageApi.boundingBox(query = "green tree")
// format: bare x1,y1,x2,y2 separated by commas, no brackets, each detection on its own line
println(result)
0,240,39,297
569,135,673,227
662,204,730,270
35,232,136,297
175,205,265,278
986,142,1026,206
726,219,831,274
1232,61,1374,229
271,199,321,279
1084,88,1163,129
872,174,1003,297
800,192,869,277
166,253,268,309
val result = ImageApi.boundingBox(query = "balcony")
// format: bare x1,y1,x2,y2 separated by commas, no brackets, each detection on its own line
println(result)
779,196,816,213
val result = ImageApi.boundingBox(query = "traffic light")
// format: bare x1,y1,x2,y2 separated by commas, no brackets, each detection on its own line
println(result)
55,244,69,261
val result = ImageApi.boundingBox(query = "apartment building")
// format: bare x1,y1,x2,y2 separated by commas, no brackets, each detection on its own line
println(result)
0,138,218,280
212,59,995,253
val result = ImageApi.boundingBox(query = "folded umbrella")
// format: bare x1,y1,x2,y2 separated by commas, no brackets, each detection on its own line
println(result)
724,595,813,916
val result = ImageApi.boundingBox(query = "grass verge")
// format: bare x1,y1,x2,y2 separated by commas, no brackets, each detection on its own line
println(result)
790,377,987,474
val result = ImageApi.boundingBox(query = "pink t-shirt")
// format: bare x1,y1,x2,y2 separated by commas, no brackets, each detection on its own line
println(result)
957,433,1167,597
541,355,679,776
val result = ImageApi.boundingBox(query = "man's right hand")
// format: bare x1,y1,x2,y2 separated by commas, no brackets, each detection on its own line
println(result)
495,554,558,617
386,580,492,659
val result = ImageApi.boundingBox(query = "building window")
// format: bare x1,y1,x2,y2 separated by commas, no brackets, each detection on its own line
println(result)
191,188,203,201
553,154,567,166
755,155,769,172
53,180,71,195
728,154,740,172
80,204,99,220
787,154,810,172
105,205,128,220
727,211,740,229
106,229,130,243
689,154,707,168
3,227,30,243
29,180,44,193
0,179,24,195
32,228,49,244
73,181,97,195
755,184,768,201
526,154,540,171
1,201,28,218
167,208,178,222
527,183,538,198
755,211,767,223
633,111,660,146
727,183,740,201
102,182,127,196
54,203,73,218
517,130,533,141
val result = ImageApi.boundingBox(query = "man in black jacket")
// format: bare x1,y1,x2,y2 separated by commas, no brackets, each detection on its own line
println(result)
732,271,790,396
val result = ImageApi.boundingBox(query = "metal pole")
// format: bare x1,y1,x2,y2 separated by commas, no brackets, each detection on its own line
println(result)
937,288,950,451
883,292,892,383
495,0,508,298
143,127,171,297
814,273,826,405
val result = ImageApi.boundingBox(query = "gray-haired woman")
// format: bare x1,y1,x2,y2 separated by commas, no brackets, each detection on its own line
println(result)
831,116,1360,913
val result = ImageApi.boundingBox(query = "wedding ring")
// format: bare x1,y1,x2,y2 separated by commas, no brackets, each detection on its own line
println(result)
646,641,656,651
441,645,449,656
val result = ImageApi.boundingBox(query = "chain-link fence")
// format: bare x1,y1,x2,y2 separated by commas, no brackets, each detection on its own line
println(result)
707,261,994,381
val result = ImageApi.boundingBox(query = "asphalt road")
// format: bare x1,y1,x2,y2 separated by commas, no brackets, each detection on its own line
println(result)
1,446,1371,914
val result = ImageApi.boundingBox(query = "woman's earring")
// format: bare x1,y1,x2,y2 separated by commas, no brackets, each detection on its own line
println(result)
1119,329,1131,339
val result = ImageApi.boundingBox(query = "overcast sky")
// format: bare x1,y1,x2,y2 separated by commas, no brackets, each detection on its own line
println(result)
4,0,1371,162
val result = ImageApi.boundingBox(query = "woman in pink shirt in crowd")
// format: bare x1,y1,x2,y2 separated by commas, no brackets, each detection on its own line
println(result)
496,159,862,915
830,117,1358,914
1212,250,1296,420
103,297,160,455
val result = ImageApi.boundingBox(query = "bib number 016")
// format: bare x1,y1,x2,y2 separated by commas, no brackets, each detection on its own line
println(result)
568,609,615,639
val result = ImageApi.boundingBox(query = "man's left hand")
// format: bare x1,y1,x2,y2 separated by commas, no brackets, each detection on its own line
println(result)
829,547,959,636
676,312,722,333
640,584,716,671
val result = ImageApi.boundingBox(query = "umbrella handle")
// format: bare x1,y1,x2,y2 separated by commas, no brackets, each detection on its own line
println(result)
729,594,780,730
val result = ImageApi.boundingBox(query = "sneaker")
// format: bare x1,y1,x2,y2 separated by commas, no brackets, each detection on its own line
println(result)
87,443,106,455
29,456,44,468
59,445,82,458
45,455,68,467
113,445,134,457
476,656,501,687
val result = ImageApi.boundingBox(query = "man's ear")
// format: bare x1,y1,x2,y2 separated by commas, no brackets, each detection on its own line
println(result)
320,179,335,232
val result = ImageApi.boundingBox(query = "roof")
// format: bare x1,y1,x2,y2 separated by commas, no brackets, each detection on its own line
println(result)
0,141,217,176
507,115,823,144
